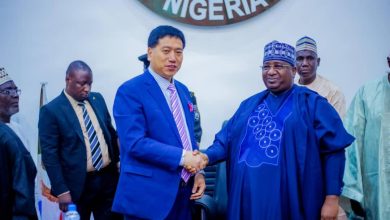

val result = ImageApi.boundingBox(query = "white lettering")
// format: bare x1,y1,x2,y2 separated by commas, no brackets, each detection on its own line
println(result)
241,0,251,15
163,0,183,14
161,0,273,22
209,0,223,21
224,0,244,19
180,0,190,17
189,0,207,21
250,0,269,13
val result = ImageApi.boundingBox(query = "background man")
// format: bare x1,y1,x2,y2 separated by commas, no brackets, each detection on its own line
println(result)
0,68,37,219
38,61,121,220
112,25,205,220
203,41,354,219
342,54,390,219
295,36,346,117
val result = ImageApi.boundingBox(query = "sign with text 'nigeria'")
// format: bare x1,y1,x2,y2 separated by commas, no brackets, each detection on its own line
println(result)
138,0,280,26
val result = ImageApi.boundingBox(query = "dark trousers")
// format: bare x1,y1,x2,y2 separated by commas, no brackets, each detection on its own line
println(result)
165,177,194,220
76,165,123,220
124,177,194,220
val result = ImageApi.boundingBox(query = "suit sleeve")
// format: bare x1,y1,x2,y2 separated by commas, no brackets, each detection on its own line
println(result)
39,105,69,196
113,84,182,170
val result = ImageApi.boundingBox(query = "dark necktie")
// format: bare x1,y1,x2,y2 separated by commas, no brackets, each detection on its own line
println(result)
78,102,103,171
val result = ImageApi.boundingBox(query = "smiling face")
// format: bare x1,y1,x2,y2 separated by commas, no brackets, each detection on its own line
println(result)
262,60,296,94
148,36,184,82
0,81,19,123
296,50,320,85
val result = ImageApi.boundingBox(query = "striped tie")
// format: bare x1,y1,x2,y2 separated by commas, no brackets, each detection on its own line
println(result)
167,84,192,182
79,102,103,171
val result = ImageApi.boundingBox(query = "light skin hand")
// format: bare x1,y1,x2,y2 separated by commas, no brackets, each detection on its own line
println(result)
320,195,339,220
193,150,209,169
184,150,209,173
183,151,203,173
190,173,206,200
58,192,72,212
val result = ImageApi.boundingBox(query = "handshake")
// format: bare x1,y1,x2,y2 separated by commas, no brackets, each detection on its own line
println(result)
183,150,209,174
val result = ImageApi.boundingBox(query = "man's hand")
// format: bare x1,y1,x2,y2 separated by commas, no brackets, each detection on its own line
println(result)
190,173,206,200
58,192,72,212
321,195,339,220
183,151,203,173
197,150,209,168
183,150,209,173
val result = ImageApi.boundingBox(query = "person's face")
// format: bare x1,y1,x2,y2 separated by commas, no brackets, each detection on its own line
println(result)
148,36,184,82
262,60,296,93
65,69,92,101
0,81,19,120
296,50,320,84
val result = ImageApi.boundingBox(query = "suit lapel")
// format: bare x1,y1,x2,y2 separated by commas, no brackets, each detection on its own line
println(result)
144,72,182,143
59,92,84,143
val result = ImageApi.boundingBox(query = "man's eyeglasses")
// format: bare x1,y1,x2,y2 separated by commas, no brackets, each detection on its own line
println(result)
0,89,21,96
261,64,292,72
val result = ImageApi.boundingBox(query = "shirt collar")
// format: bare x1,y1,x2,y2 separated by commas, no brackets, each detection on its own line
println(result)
64,89,85,106
148,67,175,91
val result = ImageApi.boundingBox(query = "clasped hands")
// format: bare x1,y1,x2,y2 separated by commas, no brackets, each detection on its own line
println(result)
183,150,208,174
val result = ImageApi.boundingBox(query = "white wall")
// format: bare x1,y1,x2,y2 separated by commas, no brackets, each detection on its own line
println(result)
1,0,389,155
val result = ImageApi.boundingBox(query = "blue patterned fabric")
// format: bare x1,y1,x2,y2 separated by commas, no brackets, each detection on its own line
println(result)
205,85,355,220
238,90,294,167
263,41,296,66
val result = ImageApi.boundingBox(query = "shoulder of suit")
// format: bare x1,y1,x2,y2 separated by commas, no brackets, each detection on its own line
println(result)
118,72,148,90
174,79,189,91
42,92,67,109
89,92,103,99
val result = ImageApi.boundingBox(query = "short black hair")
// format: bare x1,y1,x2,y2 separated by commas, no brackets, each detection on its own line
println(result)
147,25,185,49
138,54,150,70
66,60,92,76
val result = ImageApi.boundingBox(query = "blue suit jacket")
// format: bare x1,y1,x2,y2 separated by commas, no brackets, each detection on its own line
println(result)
112,71,197,219
38,92,119,201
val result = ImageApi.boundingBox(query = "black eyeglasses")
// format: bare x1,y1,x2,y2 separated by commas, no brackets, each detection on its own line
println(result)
260,64,292,72
0,89,21,96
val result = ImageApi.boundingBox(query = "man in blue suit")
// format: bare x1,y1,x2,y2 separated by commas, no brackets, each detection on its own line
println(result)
39,61,122,220
112,25,206,220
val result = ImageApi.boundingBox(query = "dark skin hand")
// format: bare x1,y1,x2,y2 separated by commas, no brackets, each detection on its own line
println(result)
321,195,339,220
58,192,72,212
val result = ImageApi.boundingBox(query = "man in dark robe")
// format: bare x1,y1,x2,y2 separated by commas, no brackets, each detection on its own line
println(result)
0,67,37,219
203,41,355,219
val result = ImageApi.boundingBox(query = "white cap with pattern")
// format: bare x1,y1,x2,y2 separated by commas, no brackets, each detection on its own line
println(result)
0,68,12,86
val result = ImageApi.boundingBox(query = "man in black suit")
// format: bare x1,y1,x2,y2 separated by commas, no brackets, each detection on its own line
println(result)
38,60,121,220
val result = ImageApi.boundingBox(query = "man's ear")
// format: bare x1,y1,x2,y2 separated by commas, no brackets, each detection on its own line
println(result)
147,47,152,61
291,67,297,78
